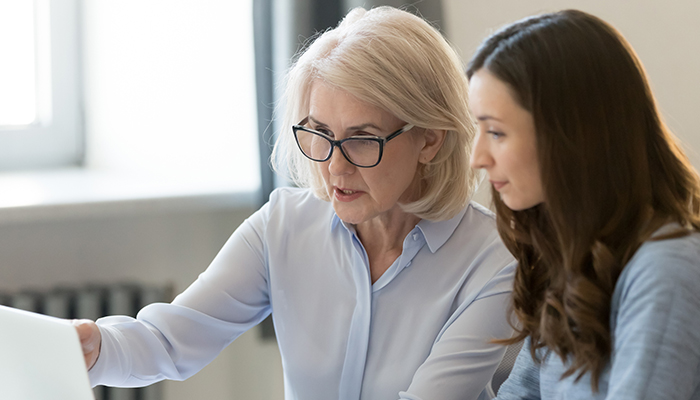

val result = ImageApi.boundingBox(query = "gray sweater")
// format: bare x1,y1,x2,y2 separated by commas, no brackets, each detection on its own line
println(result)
496,227,700,400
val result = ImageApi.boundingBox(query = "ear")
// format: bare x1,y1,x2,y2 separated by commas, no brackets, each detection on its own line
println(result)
418,129,447,164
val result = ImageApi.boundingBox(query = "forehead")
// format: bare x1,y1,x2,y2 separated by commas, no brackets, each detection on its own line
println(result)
469,70,516,108
468,69,531,124
307,80,400,128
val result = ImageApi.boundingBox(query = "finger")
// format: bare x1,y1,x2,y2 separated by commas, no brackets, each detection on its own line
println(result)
71,319,92,342
72,320,98,351
71,319,101,369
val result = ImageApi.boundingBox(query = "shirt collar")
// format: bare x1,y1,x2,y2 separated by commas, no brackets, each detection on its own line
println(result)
330,213,359,238
416,204,469,253
330,213,343,231
330,202,469,252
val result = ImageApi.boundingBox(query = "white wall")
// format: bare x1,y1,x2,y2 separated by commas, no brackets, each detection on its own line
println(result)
443,0,700,206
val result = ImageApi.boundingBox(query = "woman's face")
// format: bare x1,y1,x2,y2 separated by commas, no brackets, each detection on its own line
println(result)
469,69,545,211
307,81,441,225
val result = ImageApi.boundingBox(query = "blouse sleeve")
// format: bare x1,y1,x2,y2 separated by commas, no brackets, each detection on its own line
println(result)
399,260,519,400
88,200,273,388
605,237,700,399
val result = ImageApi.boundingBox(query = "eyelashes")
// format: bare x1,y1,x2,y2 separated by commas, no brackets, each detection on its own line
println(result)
487,130,505,139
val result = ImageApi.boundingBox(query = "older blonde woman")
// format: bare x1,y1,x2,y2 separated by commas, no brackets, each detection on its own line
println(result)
75,7,515,400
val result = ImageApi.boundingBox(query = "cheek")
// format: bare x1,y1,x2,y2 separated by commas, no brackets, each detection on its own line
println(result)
519,148,544,195
319,162,329,179
317,163,333,189
384,152,420,182
364,159,419,198
525,146,541,179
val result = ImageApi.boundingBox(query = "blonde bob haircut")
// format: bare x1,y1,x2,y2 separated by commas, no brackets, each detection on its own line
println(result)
271,6,477,221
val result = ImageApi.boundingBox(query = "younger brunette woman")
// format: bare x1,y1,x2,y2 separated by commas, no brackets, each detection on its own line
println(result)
468,9,700,399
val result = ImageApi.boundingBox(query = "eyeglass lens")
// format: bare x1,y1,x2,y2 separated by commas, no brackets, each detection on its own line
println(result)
296,129,381,167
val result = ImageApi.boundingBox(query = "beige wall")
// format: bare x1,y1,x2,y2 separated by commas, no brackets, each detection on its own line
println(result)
443,0,700,206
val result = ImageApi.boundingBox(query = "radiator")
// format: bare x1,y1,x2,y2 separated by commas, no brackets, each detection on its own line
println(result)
0,282,173,400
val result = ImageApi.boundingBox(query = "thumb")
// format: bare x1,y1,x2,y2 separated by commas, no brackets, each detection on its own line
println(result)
71,319,101,369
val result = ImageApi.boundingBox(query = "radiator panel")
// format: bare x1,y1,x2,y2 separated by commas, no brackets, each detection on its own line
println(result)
1,283,172,400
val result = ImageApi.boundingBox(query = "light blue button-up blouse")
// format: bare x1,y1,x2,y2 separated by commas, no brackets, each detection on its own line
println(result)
89,187,516,400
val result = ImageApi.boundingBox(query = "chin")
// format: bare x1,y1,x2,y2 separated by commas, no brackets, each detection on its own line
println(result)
331,205,364,225
504,201,543,211
501,195,543,211
337,215,366,226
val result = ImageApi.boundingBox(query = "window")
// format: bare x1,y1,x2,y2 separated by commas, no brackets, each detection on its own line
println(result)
0,0,260,209
82,0,260,193
0,0,83,171
0,2,37,126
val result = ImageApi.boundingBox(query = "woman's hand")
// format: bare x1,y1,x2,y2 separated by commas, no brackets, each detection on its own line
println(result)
72,319,102,370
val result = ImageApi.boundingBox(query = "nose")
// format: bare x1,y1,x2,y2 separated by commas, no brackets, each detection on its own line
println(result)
470,132,492,170
327,145,355,176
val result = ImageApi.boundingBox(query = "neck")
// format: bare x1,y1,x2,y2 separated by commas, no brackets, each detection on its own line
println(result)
355,207,421,283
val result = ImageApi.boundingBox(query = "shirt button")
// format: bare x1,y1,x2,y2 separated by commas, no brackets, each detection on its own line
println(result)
412,233,419,240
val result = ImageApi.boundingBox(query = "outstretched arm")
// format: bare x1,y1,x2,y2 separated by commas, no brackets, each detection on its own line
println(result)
85,204,272,388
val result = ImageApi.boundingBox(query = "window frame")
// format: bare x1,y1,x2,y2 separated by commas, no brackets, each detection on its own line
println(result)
0,0,83,171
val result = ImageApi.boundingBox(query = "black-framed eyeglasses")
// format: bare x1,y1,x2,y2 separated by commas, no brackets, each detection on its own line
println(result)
292,117,415,168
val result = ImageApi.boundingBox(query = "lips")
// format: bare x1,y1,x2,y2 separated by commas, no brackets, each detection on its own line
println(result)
333,187,363,201
489,180,507,191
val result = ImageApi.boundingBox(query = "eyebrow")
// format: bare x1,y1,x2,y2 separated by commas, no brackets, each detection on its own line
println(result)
308,116,383,133
476,115,503,122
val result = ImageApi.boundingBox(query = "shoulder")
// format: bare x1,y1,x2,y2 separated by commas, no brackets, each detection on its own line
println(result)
268,186,321,206
255,186,334,231
449,201,516,292
620,230,700,287
609,230,700,396
614,230,700,309
265,187,330,216
452,201,504,254
468,200,496,217
465,200,497,224
419,200,512,272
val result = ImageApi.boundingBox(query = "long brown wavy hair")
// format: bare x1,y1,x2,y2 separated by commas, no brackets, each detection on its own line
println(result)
467,9,700,391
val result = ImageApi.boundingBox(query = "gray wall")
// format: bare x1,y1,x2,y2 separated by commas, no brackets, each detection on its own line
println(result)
0,198,284,400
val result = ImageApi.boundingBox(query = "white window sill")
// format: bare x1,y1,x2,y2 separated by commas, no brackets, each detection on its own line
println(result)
0,168,260,225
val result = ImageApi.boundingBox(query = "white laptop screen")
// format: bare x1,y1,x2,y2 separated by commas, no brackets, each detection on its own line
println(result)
0,305,94,400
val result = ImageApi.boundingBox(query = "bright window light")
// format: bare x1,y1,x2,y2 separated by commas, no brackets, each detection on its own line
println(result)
83,0,260,193
0,2,37,125
0,0,81,171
